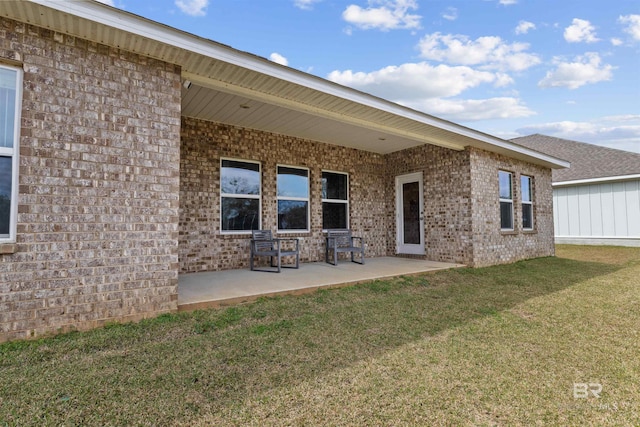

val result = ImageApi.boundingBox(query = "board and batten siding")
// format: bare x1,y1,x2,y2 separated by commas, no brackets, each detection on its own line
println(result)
553,179,640,246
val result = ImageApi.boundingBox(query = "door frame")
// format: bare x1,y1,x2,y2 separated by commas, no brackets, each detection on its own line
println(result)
395,172,425,255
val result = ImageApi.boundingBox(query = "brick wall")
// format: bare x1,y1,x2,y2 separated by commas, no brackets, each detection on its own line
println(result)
0,19,181,342
469,147,555,267
384,144,474,265
179,117,389,273
179,118,556,272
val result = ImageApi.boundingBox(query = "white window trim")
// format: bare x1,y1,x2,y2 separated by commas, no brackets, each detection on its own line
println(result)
277,164,310,233
499,170,514,231
0,64,23,244
521,175,534,231
219,158,261,234
321,170,349,231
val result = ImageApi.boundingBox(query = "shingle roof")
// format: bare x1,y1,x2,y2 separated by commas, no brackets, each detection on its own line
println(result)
511,134,640,183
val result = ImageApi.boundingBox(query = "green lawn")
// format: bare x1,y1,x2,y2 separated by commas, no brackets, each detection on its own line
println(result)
1,245,639,426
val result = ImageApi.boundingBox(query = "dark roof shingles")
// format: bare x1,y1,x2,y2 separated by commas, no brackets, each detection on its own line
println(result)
511,134,640,182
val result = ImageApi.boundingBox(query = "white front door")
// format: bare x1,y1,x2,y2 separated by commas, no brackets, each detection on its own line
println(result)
396,172,425,255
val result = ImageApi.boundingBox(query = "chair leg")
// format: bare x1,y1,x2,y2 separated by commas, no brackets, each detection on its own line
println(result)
277,250,281,273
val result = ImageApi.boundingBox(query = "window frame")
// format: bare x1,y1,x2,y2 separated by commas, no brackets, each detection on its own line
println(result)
521,175,534,231
499,170,514,231
277,164,310,233
219,158,262,234
321,170,349,231
0,64,23,244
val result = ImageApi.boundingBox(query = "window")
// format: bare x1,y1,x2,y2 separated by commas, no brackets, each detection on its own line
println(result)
521,175,533,230
277,166,309,231
322,171,349,230
499,171,513,230
220,159,261,232
0,65,22,243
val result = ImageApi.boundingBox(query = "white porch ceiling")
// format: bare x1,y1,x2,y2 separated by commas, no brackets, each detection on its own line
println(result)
180,82,459,154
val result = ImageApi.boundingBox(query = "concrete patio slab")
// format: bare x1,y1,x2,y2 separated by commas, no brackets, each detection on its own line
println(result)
178,257,464,311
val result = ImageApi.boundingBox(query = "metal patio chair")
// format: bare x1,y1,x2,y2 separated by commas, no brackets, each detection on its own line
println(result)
250,230,300,273
325,229,365,266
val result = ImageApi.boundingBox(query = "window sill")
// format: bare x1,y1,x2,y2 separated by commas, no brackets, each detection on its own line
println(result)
500,230,518,236
220,231,254,236
0,243,17,255
522,229,537,234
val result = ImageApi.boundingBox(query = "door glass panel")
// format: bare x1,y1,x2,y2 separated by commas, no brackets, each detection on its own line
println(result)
402,181,420,244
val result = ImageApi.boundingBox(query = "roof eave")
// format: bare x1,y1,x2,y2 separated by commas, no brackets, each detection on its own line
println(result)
13,0,569,168
553,173,640,187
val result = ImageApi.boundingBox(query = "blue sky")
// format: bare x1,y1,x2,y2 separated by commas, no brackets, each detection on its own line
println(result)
98,0,640,153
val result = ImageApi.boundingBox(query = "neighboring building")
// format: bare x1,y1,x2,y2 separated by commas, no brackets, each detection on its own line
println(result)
0,1,567,341
512,134,640,247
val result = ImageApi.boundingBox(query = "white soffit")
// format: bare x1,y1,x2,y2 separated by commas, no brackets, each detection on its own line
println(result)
3,0,569,167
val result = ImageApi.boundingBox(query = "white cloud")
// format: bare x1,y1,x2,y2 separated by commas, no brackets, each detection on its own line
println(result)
94,0,115,5
294,0,322,10
564,18,599,43
342,0,421,31
516,115,640,153
328,62,500,99
417,33,541,72
619,14,640,41
442,7,458,21
538,53,613,89
407,97,534,121
515,20,535,35
494,73,515,87
499,0,517,5
610,38,623,46
327,62,531,121
175,0,209,17
269,53,289,66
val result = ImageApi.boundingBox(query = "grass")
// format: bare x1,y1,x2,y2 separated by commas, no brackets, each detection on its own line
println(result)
1,245,639,426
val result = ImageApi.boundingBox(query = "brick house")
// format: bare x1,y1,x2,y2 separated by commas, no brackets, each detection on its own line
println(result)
0,1,567,341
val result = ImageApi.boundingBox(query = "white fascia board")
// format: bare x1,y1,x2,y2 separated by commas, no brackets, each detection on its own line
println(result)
553,174,640,187
30,0,568,167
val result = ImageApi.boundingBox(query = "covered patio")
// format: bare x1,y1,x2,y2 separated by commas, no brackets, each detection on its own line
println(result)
178,257,464,311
